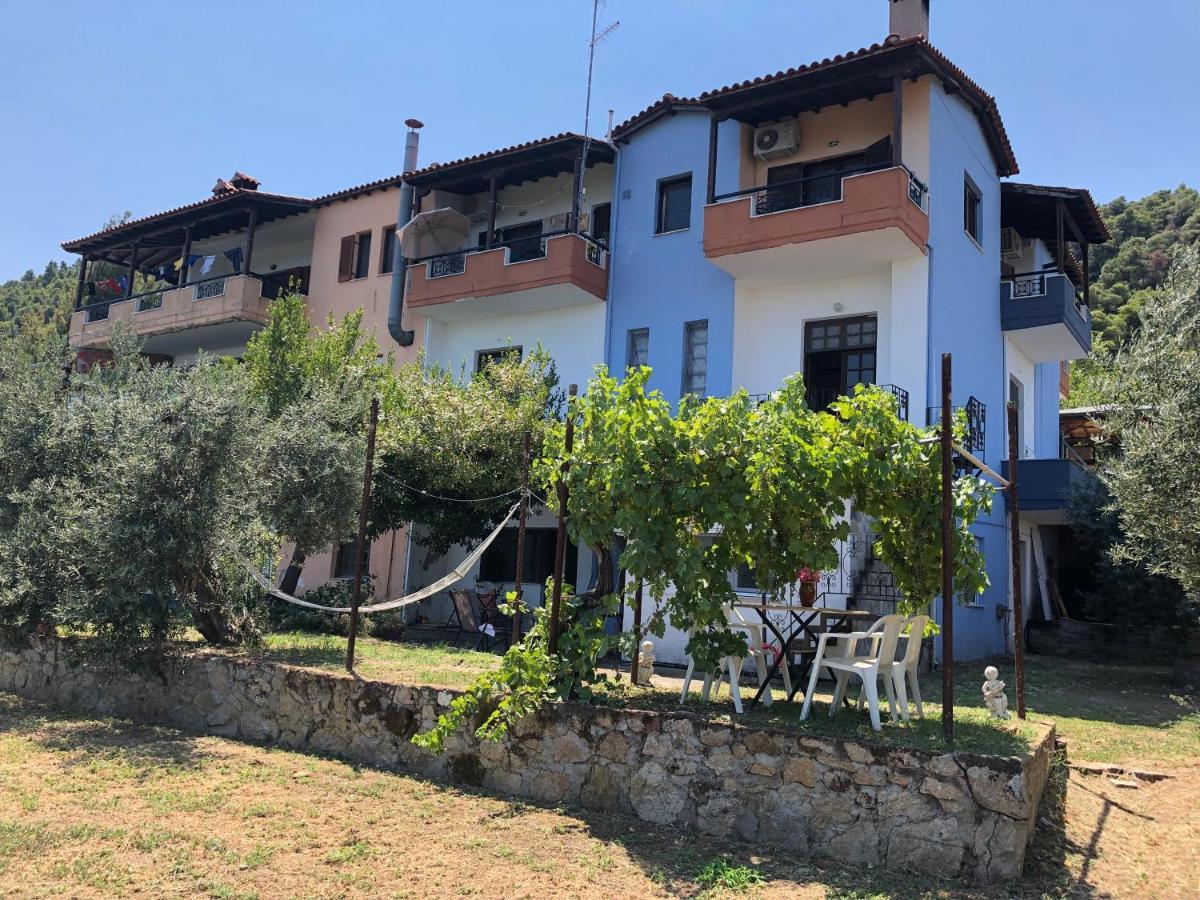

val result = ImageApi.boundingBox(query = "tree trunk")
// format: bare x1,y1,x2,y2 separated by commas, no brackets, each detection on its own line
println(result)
184,568,257,646
279,547,307,596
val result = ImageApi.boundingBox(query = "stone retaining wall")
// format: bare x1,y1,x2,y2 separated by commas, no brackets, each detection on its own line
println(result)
0,640,1054,883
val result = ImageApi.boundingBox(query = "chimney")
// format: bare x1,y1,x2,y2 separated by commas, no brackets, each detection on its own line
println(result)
889,0,929,40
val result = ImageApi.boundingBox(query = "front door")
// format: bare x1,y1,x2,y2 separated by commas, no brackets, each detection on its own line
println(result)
803,316,878,409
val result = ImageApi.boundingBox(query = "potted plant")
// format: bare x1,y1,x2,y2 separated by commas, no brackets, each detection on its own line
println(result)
797,567,820,607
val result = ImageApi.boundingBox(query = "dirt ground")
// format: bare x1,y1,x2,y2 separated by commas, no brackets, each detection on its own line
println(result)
1,694,1197,899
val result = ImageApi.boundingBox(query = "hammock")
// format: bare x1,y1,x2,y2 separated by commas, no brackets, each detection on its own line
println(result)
245,500,522,614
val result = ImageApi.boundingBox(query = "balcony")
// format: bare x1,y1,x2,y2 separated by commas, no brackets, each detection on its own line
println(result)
1000,272,1092,362
1001,454,1096,525
69,274,273,357
703,166,929,282
406,231,608,322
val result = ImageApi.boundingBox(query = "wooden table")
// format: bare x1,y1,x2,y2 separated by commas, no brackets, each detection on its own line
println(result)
734,603,877,708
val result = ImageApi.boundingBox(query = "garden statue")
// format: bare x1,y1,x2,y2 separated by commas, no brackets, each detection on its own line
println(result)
636,640,655,685
981,665,1010,719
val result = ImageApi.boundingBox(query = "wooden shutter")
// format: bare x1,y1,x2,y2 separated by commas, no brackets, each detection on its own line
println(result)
337,235,355,282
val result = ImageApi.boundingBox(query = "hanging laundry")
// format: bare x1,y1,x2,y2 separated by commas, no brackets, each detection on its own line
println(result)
223,247,243,272
186,254,201,269
101,277,121,294
199,255,216,275
117,275,128,294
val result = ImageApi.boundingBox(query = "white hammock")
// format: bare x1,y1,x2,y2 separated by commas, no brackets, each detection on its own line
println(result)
245,500,522,614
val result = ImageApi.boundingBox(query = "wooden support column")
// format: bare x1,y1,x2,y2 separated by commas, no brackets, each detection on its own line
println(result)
485,175,498,250
179,225,193,286
630,579,645,685
1056,200,1066,274
1007,402,1026,720
891,74,904,166
548,384,578,656
346,396,380,672
1082,242,1090,306
569,156,583,233
74,256,88,310
706,116,719,205
510,430,531,646
939,353,955,743
242,207,258,275
125,244,139,298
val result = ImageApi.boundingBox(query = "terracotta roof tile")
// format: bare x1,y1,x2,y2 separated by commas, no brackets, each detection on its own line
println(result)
611,94,703,141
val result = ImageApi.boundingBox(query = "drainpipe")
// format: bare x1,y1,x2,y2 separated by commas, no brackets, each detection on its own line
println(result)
387,118,423,347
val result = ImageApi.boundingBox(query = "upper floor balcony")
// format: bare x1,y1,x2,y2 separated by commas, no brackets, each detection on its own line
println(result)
406,230,608,321
1000,271,1091,362
1001,449,1096,526
999,183,1110,364
61,174,315,361
399,133,614,321
704,162,929,280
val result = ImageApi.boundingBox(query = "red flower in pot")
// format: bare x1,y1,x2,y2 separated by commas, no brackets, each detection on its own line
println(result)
796,567,820,607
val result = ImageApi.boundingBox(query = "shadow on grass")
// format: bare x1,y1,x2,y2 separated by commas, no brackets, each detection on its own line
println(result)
0,693,204,772
946,655,1199,732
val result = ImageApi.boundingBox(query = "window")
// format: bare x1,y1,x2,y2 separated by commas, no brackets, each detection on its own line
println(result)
626,328,649,370
337,232,373,282
590,202,612,245
478,527,579,585
803,316,877,410
504,222,545,263
681,320,709,398
964,176,982,245
475,346,523,373
656,174,692,234
735,562,759,592
333,536,370,580
1009,376,1025,457
380,225,397,274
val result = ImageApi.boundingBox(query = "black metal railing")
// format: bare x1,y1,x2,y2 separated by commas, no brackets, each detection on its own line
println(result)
77,273,251,323
412,229,609,278
927,395,987,456
1005,271,1047,299
253,267,310,300
714,163,929,217
744,383,909,421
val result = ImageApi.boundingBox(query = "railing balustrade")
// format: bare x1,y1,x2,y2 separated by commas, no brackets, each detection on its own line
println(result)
412,229,611,279
713,163,929,217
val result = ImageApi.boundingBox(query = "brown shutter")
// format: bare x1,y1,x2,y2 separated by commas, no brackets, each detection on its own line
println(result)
337,235,355,282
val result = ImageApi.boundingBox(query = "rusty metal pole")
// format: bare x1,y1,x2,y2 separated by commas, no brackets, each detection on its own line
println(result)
511,430,532,646
940,354,955,743
346,396,380,672
1007,402,1027,719
630,579,645,685
548,385,577,656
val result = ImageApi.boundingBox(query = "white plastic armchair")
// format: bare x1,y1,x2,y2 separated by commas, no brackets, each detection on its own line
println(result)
799,613,906,731
679,606,789,714
858,614,929,721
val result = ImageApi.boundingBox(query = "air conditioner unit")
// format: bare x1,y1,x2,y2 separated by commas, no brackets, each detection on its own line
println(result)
753,121,798,158
1000,227,1023,261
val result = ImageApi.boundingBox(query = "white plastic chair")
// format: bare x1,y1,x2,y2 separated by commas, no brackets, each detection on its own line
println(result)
799,613,906,731
679,607,790,713
858,614,929,721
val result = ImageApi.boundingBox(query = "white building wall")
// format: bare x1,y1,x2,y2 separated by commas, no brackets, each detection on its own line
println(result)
1005,339,1038,459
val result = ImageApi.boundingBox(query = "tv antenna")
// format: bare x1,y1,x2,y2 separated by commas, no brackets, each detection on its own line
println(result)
577,0,619,227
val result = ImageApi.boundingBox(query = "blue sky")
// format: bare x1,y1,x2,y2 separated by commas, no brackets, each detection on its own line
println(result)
1,0,1196,280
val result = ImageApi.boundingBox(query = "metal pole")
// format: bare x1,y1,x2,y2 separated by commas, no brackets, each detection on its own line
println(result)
346,396,380,672
630,578,644,684
705,116,719,205
548,384,578,656
179,225,193,287
1007,402,1026,719
511,430,531,646
242,206,258,275
940,353,955,743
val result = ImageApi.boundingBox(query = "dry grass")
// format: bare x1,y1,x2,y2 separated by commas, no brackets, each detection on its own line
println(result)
1,694,1197,899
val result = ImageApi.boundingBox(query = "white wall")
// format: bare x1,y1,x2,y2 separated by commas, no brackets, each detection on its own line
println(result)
732,264,928,403
1005,339,1038,459
187,212,315,281
424,302,606,397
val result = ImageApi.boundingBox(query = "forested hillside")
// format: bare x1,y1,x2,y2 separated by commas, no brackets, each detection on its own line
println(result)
0,260,79,352
1089,184,1199,348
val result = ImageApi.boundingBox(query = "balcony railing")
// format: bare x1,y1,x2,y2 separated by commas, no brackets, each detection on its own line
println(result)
714,163,929,217
926,396,988,461
412,228,609,279
745,383,910,421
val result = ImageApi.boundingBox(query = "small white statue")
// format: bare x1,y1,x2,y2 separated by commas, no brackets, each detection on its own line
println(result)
635,640,656,686
981,665,1010,720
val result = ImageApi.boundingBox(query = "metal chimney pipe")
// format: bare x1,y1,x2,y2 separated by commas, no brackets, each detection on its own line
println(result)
387,118,423,347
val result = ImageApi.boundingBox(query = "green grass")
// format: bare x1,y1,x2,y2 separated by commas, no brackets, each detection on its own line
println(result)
252,631,502,688
694,856,767,892
231,631,1196,764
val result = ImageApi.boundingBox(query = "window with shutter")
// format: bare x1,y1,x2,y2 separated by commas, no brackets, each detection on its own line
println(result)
337,235,355,282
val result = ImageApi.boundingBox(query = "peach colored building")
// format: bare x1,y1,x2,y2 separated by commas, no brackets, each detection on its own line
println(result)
62,171,427,597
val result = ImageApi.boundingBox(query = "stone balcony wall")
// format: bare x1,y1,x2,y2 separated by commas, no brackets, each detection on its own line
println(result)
0,639,1054,883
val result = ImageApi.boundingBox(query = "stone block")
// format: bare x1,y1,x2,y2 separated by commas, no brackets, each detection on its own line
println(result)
966,765,1028,819
580,764,627,812
529,771,572,805
630,762,691,826
783,756,818,787
886,817,964,876
699,726,732,748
